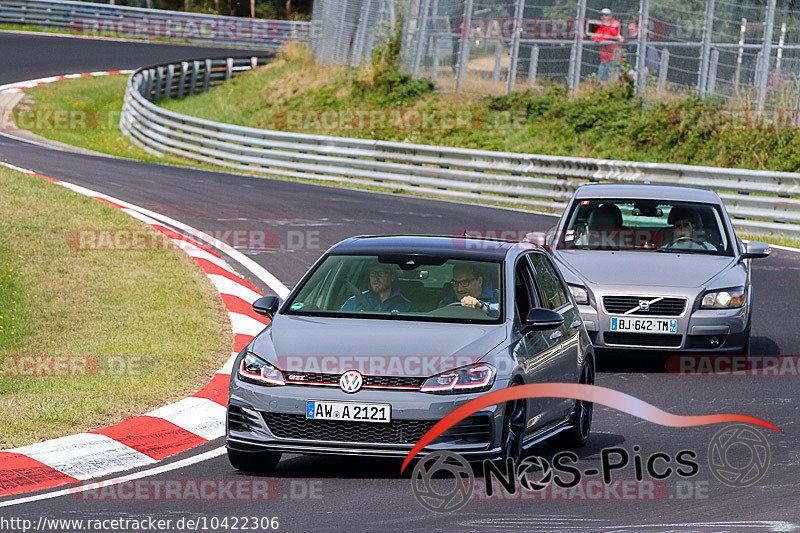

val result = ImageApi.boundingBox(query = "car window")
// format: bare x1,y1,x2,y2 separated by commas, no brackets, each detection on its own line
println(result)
558,198,733,255
528,253,568,310
285,254,503,323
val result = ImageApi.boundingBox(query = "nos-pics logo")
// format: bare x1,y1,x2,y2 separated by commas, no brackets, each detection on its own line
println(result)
410,424,770,513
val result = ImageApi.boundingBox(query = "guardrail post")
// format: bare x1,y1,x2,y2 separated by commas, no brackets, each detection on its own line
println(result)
455,0,473,90
203,59,212,92
178,61,188,98
155,66,164,101
165,64,175,99
707,49,719,96
657,48,669,92
528,46,539,87
251,56,258,70
189,61,199,95
225,58,234,81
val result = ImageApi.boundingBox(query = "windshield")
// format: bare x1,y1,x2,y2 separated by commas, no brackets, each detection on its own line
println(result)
557,199,732,255
285,254,503,323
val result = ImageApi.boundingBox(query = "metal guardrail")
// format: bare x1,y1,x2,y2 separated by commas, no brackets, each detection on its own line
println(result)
120,56,800,239
0,0,309,48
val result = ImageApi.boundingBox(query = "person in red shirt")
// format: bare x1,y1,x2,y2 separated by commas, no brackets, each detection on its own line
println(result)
591,8,624,81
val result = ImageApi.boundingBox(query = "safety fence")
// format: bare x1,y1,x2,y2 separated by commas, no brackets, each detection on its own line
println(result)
312,0,800,111
120,55,800,238
0,0,309,48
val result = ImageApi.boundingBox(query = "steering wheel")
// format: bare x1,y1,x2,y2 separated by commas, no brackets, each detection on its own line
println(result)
663,236,709,250
427,301,487,318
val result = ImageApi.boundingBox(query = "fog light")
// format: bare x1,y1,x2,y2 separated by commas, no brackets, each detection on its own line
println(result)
710,336,720,347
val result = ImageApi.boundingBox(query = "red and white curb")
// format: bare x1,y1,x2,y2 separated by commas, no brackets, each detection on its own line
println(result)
0,160,289,498
0,70,134,95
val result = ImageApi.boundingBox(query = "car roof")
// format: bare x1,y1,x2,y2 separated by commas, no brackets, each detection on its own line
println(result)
573,184,722,204
329,235,538,261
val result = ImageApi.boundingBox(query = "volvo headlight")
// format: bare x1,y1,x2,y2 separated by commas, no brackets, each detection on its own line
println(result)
238,352,285,386
420,363,496,394
701,286,746,309
569,284,590,305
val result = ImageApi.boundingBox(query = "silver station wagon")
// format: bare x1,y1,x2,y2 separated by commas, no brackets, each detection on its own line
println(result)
527,184,770,355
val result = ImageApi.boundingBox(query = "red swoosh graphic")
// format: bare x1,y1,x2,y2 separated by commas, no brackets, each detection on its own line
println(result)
400,383,781,473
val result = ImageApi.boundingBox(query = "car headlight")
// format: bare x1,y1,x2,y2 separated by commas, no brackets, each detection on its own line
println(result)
569,284,590,305
701,286,746,309
238,352,285,386
420,363,496,394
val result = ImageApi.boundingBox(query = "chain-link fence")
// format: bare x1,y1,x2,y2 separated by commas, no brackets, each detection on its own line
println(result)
311,0,800,110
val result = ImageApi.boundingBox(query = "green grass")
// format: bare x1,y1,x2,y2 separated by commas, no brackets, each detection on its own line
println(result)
0,167,232,449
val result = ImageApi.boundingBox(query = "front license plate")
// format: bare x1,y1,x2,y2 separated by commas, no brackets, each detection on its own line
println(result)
305,401,391,423
610,317,678,333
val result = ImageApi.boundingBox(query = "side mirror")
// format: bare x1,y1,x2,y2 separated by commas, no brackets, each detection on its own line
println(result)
523,308,564,330
252,295,280,317
524,232,549,248
740,241,771,260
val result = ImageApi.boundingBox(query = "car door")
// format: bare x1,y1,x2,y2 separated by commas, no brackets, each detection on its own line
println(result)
512,254,565,433
528,252,582,418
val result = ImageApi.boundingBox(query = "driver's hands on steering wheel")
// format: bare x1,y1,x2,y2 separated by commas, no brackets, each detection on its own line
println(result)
460,296,487,312
663,236,711,250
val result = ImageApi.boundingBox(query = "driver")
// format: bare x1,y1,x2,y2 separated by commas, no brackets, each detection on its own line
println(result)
341,263,416,313
438,262,500,317
666,206,715,251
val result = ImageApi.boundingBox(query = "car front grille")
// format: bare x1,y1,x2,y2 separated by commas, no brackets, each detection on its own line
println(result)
261,413,491,446
603,296,686,316
284,372,425,390
603,332,682,347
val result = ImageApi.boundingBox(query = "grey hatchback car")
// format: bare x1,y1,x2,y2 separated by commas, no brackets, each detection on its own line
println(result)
527,184,770,355
226,235,595,471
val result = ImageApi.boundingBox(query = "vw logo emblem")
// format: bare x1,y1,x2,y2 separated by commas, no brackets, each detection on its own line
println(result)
339,370,363,393
638,300,650,311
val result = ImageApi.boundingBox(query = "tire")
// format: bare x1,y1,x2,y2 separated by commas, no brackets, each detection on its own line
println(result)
227,448,282,472
738,333,751,356
498,381,526,464
551,359,594,448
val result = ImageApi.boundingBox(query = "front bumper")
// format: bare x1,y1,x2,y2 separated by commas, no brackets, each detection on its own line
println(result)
226,378,507,460
577,298,749,353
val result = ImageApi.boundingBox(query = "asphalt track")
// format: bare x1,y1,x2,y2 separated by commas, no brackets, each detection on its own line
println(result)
1,31,799,532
